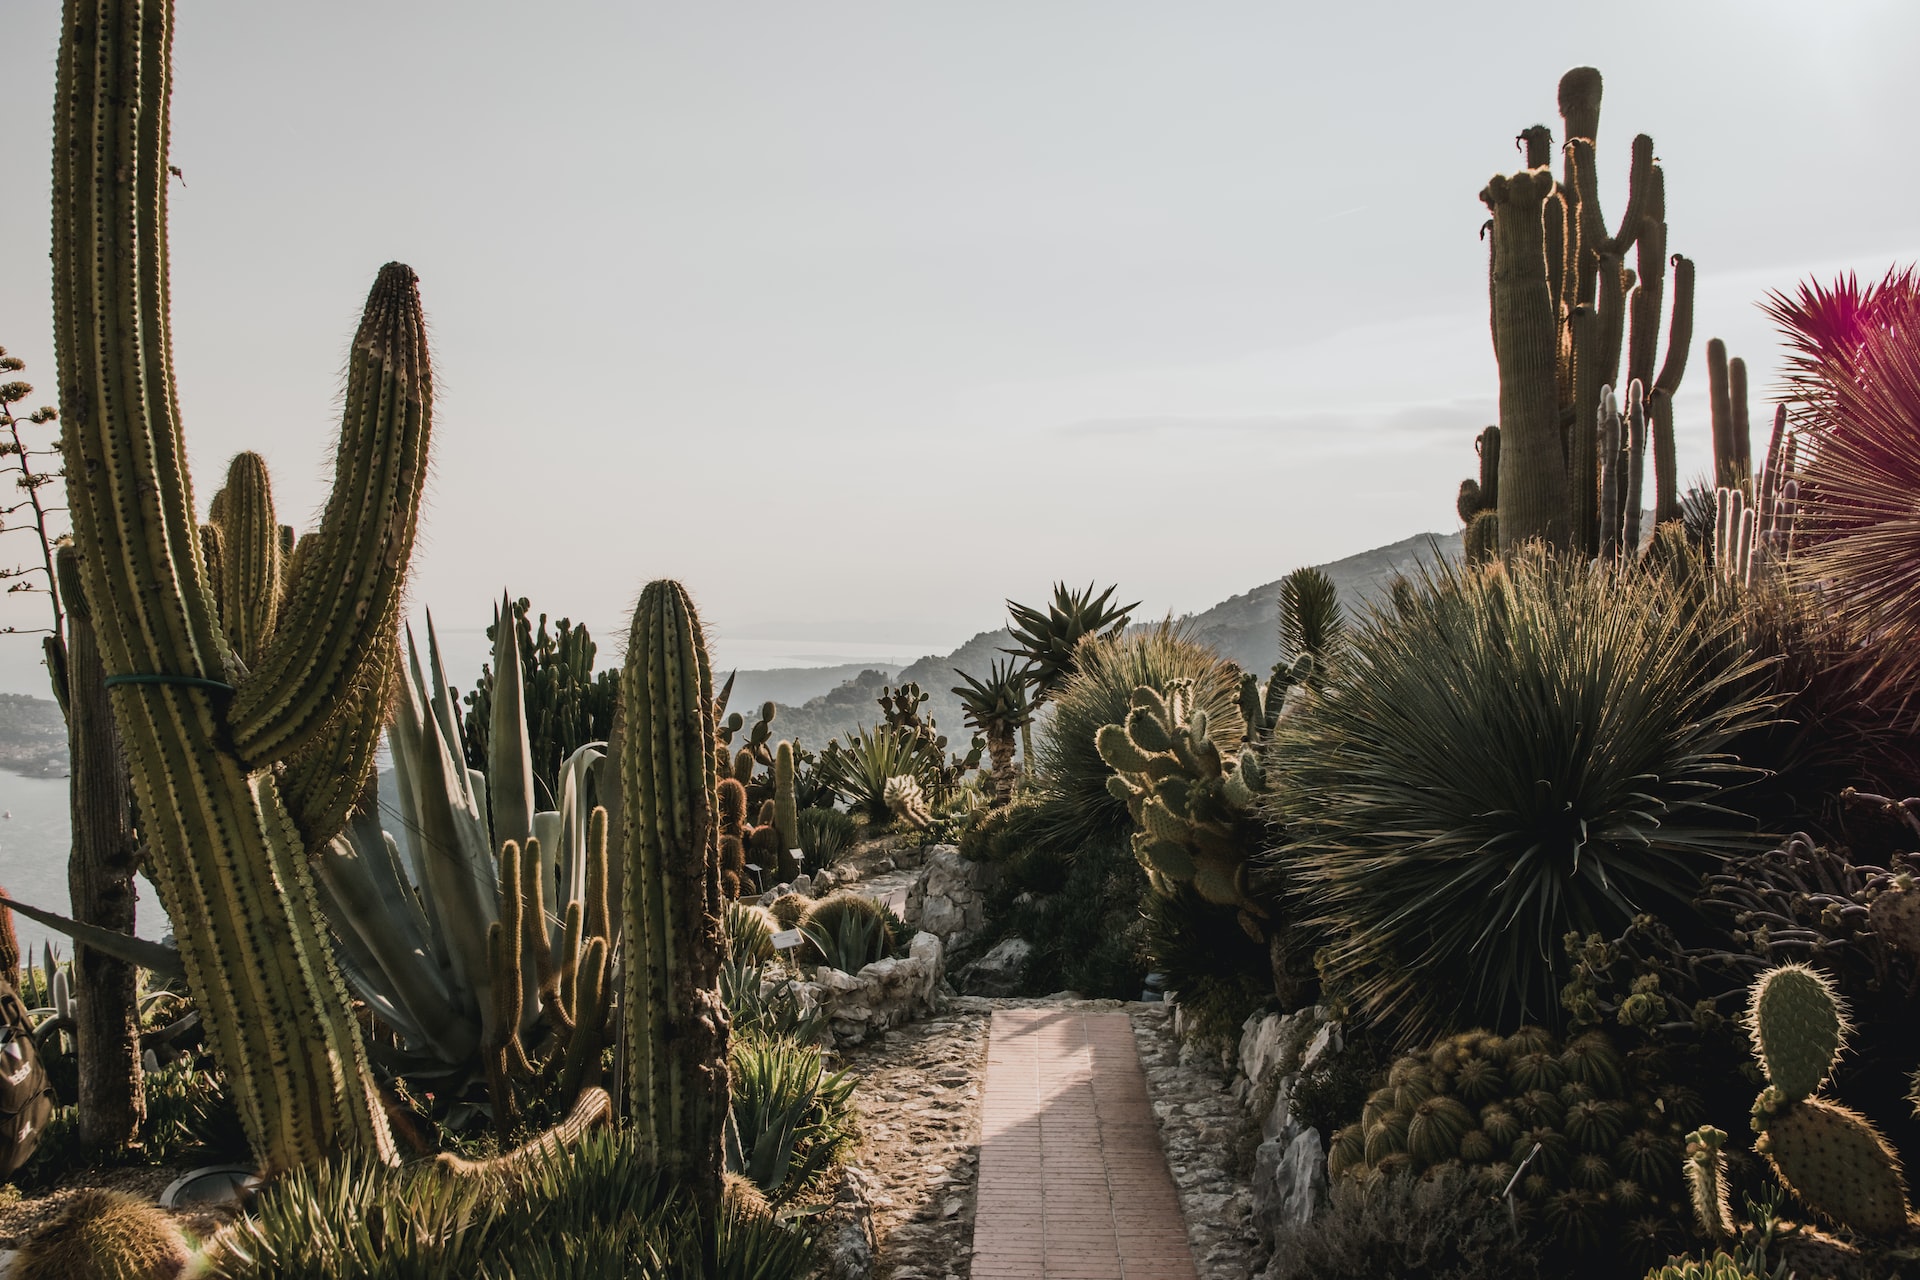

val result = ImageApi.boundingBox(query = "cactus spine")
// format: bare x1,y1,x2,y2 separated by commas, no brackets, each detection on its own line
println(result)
50,0,426,1170
620,580,730,1212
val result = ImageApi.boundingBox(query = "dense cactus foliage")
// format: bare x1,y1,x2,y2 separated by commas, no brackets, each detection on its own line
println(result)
1327,1026,1695,1274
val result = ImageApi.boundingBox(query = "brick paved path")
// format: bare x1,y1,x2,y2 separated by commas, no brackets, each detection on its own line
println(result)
971,1009,1199,1279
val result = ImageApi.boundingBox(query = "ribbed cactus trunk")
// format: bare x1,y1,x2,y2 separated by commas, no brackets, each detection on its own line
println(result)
1483,169,1569,552
620,580,729,1212
50,0,428,1172
56,547,144,1152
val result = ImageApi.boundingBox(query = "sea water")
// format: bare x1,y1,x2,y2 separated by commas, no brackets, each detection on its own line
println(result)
0,770,165,955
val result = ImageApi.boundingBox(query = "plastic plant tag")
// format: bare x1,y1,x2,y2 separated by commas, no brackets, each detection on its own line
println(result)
770,929,803,950
790,848,806,865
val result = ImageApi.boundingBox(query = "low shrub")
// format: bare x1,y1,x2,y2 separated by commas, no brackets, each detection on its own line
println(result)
1266,1165,1542,1280
795,807,857,870
1141,887,1270,1048
797,893,901,973
209,1127,816,1280
725,1037,857,1203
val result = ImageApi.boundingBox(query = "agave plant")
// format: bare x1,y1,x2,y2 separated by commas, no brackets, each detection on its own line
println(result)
1765,267,1920,722
1004,581,1139,707
724,1037,857,1203
1264,549,1780,1044
814,723,935,822
310,610,615,1123
952,658,1033,806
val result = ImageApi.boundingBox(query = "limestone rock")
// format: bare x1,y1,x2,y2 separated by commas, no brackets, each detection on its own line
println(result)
954,937,1030,996
903,846,996,948
1250,1127,1327,1249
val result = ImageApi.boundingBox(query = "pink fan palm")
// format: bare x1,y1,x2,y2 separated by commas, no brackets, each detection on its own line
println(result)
1767,266,1920,720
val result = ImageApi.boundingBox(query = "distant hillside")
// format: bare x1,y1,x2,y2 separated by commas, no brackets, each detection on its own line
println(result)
1182,529,1462,673
725,663,901,716
0,694,67,777
752,531,1462,755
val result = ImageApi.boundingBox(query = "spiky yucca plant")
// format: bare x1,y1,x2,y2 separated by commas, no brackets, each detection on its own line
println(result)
1766,267,1920,722
952,658,1033,806
1264,549,1778,1043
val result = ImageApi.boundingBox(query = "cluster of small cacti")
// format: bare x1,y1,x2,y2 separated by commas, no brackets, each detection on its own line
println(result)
1456,425,1502,562
877,682,985,800
1097,681,1267,921
1327,1025,1700,1267
460,599,619,802
1639,1254,1763,1280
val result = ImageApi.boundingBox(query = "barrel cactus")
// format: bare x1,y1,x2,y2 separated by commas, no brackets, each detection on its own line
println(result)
13,1189,188,1280
1327,1025,1691,1270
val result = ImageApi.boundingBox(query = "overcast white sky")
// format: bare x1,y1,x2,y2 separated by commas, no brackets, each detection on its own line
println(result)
2,1,1917,692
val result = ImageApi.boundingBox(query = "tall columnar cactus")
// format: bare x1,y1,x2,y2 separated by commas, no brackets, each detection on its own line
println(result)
49,0,427,1170
203,452,284,669
620,579,730,1213
1475,67,1694,557
1742,964,1913,1235
773,741,801,879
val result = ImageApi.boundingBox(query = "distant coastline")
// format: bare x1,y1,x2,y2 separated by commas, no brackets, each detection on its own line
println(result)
0,694,68,779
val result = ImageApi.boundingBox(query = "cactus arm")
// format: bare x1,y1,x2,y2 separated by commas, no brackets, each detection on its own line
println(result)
207,452,281,668
488,592,536,853
279,639,395,854
622,580,729,1212
1650,257,1695,524
226,272,430,768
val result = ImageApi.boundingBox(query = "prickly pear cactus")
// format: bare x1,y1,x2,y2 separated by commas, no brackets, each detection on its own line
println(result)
1097,681,1266,918
1742,963,1914,1236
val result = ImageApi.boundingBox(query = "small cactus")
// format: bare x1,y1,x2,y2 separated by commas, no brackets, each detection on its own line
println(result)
883,775,933,830
13,1190,188,1280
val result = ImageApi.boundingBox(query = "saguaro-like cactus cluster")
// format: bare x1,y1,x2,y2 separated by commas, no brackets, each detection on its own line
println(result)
621,580,731,1212
1474,67,1694,557
50,0,428,1171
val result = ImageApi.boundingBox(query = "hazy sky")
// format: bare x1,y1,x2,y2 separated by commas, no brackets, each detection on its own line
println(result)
2,1,1916,694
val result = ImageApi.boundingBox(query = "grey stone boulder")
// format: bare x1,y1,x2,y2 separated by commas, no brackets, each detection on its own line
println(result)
954,936,1031,996
1250,1126,1328,1249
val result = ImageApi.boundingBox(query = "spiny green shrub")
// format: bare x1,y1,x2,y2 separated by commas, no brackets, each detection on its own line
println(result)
1265,1164,1541,1280
1642,1254,1764,1280
816,724,939,823
1326,1024,1696,1275
13,1189,188,1280
796,807,857,870
987,834,1151,999
1265,549,1778,1042
797,893,901,973
209,1127,815,1280
1035,621,1245,855
725,1037,857,1203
